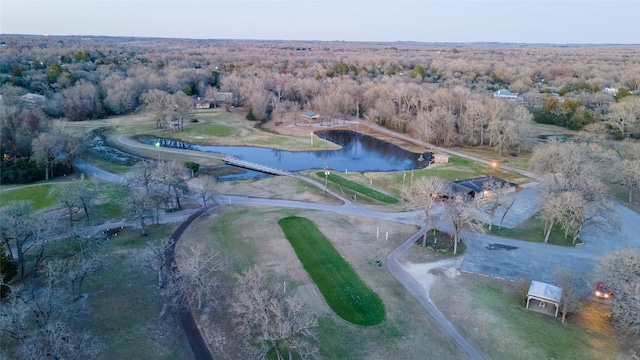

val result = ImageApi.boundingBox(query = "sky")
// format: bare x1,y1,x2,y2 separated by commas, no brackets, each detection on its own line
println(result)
1,0,639,44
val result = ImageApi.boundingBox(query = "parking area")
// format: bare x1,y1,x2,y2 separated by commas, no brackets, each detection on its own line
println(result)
461,203,640,282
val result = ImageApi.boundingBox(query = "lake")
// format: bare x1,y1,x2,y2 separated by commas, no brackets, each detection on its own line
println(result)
137,130,431,177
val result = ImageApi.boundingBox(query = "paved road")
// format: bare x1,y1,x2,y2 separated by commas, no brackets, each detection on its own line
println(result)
218,195,424,226
461,203,640,283
74,158,125,184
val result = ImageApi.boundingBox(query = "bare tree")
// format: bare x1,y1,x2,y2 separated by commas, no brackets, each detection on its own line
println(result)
31,131,61,180
403,177,446,246
0,262,104,359
443,196,485,254
606,96,640,138
245,78,272,121
123,187,155,236
552,268,587,323
172,243,227,311
231,266,318,360
540,190,568,244
140,241,169,289
141,89,172,129
480,180,517,231
61,79,103,121
48,179,98,235
171,92,193,132
190,176,217,214
65,253,102,302
534,142,618,243
414,107,457,147
103,76,141,115
615,159,640,203
596,248,640,346
154,160,189,210
220,73,246,107
124,159,157,191
204,86,218,108
0,201,56,282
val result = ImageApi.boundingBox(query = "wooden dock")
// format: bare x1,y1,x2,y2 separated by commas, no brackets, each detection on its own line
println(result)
222,156,291,176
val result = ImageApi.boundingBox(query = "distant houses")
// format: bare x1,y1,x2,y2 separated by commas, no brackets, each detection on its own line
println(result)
492,89,519,100
192,92,234,109
604,87,618,96
20,93,46,106
194,97,210,109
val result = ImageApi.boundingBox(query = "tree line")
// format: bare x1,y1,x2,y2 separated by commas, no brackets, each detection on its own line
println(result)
2,36,640,184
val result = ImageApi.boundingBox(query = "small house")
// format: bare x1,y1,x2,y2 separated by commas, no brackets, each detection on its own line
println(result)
302,111,320,120
434,154,449,163
492,89,518,100
454,176,519,199
194,97,211,109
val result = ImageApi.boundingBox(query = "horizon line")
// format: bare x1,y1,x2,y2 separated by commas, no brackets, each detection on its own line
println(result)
1,33,639,47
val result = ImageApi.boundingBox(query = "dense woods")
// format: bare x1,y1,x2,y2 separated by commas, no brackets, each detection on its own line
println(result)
1,35,639,183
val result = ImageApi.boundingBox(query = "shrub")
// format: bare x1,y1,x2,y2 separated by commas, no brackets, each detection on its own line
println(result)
246,108,256,121
0,157,44,184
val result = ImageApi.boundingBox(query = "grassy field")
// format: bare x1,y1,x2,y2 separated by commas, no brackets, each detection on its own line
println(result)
83,150,136,175
2,224,193,360
431,274,619,360
315,171,399,204
490,212,577,246
151,110,339,151
278,216,386,326
0,183,57,209
185,207,464,359
79,225,193,360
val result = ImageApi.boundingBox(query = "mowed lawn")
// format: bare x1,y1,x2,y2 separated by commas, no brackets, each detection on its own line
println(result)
0,183,56,209
278,216,385,326
315,171,399,204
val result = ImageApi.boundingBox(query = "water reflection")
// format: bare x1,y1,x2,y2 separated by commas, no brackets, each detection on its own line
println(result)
138,130,431,174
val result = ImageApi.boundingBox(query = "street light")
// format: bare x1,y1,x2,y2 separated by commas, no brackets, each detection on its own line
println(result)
324,163,330,193
155,141,161,161
491,162,497,177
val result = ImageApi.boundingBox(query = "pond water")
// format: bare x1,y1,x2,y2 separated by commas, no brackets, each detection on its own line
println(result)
138,130,431,176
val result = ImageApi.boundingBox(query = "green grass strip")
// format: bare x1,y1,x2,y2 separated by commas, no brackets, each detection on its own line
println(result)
278,216,385,326
315,172,399,204
0,183,56,209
